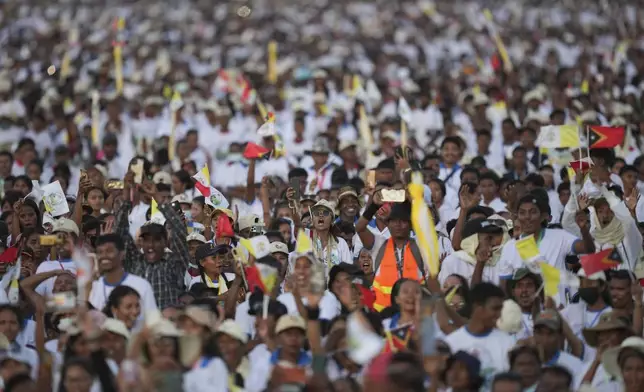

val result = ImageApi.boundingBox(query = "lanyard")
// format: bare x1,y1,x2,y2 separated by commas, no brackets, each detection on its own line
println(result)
394,244,405,278
316,166,329,190
584,307,607,328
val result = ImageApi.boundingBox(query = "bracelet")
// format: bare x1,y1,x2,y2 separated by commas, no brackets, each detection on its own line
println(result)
306,306,320,320
361,203,380,221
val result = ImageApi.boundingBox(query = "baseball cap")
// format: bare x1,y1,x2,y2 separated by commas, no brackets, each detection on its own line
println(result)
195,243,230,261
52,218,80,237
270,242,289,255
179,306,219,332
275,314,306,334
153,171,172,185
186,232,207,244
171,194,191,205
216,320,248,344
139,222,167,238
102,318,131,340
534,309,562,331
461,218,503,239
238,214,262,231
311,199,336,217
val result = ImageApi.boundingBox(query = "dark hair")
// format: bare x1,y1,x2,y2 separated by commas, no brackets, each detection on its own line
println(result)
95,234,125,251
590,148,615,169
103,286,140,317
4,373,34,392
460,166,480,182
0,210,12,223
18,198,41,229
480,171,500,185
512,146,527,156
441,136,463,150
557,182,570,195
476,129,491,138
13,175,33,192
540,365,572,388
27,159,44,173
157,183,171,193
469,282,505,307
620,164,639,176
388,352,426,392
380,278,414,318
288,167,308,180
509,345,541,368
524,173,545,188
429,179,446,199
173,170,193,189
466,206,494,220
492,372,523,390
193,196,205,207
0,304,21,328
58,357,96,392
2,190,23,209
16,138,35,151
0,151,13,162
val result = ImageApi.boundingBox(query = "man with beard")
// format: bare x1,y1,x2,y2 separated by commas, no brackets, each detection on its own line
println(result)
89,233,157,312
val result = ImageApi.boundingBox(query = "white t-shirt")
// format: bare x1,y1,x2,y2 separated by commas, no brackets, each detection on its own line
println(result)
182,357,229,392
575,360,621,392
277,290,341,321
444,327,515,387
560,303,612,362
89,273,158,312
498,229,580,277
438,254,503,285
34,260,78,298
549,351,584,387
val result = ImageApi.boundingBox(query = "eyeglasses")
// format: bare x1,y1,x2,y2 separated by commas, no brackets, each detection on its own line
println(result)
313,209,331,217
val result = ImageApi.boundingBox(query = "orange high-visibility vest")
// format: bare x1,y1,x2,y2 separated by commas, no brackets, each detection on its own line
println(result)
372,239,423,311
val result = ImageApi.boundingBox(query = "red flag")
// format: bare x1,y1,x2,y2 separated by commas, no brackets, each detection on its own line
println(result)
215,214,234,238
243,142,270,160
588,126,625,149
570,157,593,173
0,247,18,264
580,248,621,276
244,257,281,294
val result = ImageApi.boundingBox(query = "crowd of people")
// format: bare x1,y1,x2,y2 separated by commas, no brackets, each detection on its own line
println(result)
0,0,643,391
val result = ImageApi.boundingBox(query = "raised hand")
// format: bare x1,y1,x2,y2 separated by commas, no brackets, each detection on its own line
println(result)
577,193,590,210
626,189,640,211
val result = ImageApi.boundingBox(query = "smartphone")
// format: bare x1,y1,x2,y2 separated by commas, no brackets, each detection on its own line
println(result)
104,180,124,190
46,291,76,311
309,263,326,295
291,178,301,200
381,189,406,202
131,159,144,184
40,235,63,246
367,170,376,188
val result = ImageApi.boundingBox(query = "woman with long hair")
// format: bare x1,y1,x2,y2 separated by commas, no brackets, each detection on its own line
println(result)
103,286,141,330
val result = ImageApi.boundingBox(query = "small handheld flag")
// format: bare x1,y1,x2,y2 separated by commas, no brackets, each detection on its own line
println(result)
243,142,270,160
588,126,625,149
539,262,580,297
192,165,210,197
536,125,580,148
580,248,621,276
515,235,539,261
408,172,439,277
239,235,271,259
383,325,413,353
570,157,594,174
295,230,313,254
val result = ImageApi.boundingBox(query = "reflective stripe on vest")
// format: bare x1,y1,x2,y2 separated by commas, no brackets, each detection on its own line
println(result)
372,239,421,311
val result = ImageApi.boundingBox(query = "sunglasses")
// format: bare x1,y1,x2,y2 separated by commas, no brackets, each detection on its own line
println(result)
313,209,332,217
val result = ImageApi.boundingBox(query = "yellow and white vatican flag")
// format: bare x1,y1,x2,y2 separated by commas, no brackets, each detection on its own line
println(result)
408,172,440,277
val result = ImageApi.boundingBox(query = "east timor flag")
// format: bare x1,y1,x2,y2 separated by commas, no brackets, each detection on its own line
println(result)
588,126,625,149
383,324,413,353
580,248,621,276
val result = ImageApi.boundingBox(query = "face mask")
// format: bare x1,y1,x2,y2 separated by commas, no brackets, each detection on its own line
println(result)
578,287,600,305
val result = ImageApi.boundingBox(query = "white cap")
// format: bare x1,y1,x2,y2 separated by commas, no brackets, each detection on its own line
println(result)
472,93,489,106
270,242,289,255
238,214,262,231
216,320,248,344
153,171,172,185
275,314,306,334
102,318,131,340
52,218,80,237
186,232,207,244
577,268,606,281
171,194,191,205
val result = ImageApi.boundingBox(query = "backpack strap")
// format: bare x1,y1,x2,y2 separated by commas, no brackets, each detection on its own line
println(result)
408,239,427,280
373,238,389,274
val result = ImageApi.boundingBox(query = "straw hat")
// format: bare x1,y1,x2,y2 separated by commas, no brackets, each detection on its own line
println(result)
602,337,644,380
